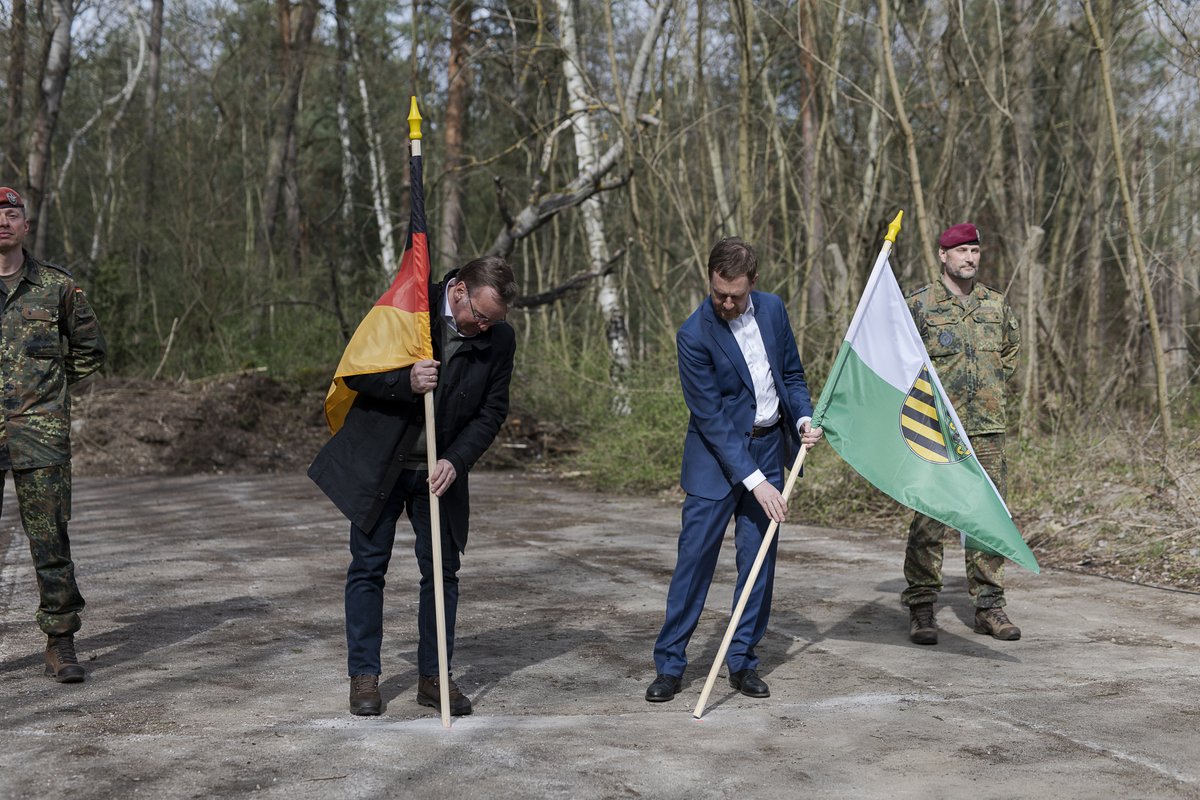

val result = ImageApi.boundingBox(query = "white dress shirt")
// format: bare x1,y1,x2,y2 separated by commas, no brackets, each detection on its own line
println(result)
729,298,777,491
728,297,810,491
729,297,780,428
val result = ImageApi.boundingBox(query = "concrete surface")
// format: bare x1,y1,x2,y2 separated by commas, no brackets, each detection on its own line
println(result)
1,472,1198,799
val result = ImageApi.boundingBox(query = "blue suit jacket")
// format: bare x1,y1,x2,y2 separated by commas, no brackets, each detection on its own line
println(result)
678,291,814,501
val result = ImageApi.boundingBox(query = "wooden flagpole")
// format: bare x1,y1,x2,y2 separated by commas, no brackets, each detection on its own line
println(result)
692,445,809,720
424,393,451,729
411,101,452,729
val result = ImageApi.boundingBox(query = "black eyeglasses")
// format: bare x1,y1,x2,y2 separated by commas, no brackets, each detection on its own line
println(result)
465,289,505,326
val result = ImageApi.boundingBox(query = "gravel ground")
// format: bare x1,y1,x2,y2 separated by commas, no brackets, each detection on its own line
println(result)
2,471,1199,799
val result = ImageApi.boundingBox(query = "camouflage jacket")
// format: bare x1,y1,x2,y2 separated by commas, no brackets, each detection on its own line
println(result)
905,279,1019,436
0,251,107,468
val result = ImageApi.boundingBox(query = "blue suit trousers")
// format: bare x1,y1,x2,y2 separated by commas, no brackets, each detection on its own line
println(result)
653,426,786,678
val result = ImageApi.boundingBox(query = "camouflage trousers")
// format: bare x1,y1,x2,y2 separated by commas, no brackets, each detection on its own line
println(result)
902,434,1008,610
3,463,83,635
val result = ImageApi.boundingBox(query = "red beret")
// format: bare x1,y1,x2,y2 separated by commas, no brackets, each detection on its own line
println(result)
938,222,979,249
0,187,24,210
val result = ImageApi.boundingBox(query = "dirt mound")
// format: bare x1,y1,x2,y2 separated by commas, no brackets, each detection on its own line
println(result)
70,373,552,478
71,373,331,477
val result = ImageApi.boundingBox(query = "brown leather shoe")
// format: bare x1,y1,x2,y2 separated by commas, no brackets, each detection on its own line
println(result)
974,607,1021,640
44,634,86,683
349,674,382,716
417,674,473,716
908,603,938,645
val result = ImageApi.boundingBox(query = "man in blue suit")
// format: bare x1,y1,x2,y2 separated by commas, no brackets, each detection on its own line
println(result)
646,237,823,702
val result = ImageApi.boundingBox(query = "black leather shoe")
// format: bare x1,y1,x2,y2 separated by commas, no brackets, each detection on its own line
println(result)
349,674,382,716
728,669,770,698
645,673,682,702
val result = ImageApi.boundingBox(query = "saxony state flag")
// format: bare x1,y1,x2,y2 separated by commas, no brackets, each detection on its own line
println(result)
811,238,1038,573
322,98,433,433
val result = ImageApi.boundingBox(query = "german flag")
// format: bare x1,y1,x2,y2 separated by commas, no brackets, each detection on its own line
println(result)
322,98,433,433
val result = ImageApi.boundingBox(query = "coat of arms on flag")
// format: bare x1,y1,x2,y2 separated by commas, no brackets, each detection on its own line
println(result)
901,365,969,464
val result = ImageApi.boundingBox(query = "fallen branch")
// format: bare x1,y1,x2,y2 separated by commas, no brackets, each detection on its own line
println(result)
514,248,625,309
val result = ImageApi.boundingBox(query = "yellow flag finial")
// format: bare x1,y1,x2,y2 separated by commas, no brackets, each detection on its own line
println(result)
885,210,904,243
408,97,423,140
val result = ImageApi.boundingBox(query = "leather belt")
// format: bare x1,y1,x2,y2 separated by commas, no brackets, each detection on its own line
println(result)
750,421,781,438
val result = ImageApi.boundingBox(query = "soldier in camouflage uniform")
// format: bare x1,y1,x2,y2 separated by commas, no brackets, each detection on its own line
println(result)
0,187,106,682
903,222,1021,645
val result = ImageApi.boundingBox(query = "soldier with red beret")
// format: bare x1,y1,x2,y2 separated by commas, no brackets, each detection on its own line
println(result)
0,187,107,681
902,222,1022,645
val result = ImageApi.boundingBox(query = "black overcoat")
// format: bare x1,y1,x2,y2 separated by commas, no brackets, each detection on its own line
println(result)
308,274,516,551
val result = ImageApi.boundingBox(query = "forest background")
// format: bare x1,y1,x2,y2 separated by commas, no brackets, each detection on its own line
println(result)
2,0,1198,589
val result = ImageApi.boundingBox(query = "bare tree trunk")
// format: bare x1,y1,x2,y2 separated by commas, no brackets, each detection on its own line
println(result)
4,0,27,185
697,2,734,232
1017,226,1045,433
729,0,755,237
331,0,356,337
879,0,934,278
795,0,826,343
136,0,164,282
826,243,850,336
555,0,632,412
928,5,964,218
88,2,148,265
260,0,319,248
758,27,794,301
29,0,75,254
142,0,164,187
351,26,398,275
1082,132,1107,397
1159,261,1187,390
1082,0,1171,441
995,0,1039,307
438,0,472,273
283,127,303,275
847,65,888,289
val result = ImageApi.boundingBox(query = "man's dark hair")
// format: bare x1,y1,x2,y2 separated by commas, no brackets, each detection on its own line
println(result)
458,255,518,306
707,237,758,282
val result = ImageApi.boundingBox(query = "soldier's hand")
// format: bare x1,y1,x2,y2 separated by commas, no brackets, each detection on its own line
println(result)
410,360,440,394
752,480,787,523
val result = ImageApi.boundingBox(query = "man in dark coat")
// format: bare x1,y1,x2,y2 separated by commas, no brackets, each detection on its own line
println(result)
309,255,518,717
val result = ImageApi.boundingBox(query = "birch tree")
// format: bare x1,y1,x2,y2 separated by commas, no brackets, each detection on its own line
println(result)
3,0,27,185
28,0,75,254
554,0,633,411
350,17,397,276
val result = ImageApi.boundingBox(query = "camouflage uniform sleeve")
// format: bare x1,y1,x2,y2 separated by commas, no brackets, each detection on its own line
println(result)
906,287,929,342
63,283,107,384
1001,299,1020,382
